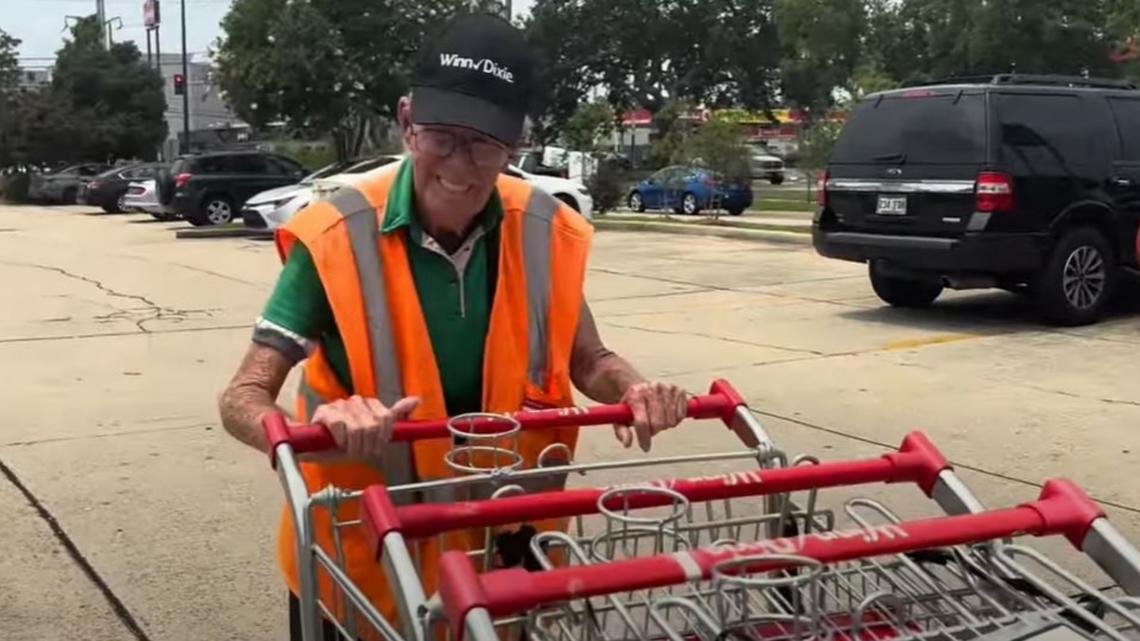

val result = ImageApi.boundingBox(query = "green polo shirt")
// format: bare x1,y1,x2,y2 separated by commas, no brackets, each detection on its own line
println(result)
257,158,501,416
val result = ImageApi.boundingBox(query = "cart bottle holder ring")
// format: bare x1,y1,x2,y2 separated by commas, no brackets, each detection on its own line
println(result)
591,485,693,562
444,413,525,476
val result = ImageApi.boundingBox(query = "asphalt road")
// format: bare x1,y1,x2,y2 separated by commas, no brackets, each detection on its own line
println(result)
2,204,1138,640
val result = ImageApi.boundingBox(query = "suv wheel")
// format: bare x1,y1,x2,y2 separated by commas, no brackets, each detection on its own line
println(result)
1035,227,1115,326
189,195,234,226
869,262,943,308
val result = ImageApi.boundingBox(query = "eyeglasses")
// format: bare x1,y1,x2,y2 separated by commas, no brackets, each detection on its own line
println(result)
410,127,510,169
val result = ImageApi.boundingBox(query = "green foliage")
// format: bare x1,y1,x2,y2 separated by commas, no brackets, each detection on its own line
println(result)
0,28,18,97
560,101,615,152
674,118,751,183
797,120,845,171
585,158,629,215
524,0,781,128
775,0,865,115
214,0,506,160
0,18,166,168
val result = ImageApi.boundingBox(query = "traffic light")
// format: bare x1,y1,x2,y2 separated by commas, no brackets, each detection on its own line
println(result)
173,73,185,96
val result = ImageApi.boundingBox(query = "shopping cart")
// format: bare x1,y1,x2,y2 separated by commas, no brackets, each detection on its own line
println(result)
430,473,1140,641
265,379,790,641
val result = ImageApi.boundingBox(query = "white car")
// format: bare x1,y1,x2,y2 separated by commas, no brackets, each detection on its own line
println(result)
748,145,786,185
122,179,178,221
245,155,594,232
503,165,594,219
242,156,402,231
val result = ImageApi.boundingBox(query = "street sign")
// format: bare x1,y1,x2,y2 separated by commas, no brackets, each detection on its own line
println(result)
143,0,160,28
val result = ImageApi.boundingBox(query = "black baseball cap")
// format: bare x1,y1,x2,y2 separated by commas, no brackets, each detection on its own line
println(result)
410,13,536,146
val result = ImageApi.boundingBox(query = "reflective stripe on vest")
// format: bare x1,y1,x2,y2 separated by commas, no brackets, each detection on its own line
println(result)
523,189,557,388
299,185,415,493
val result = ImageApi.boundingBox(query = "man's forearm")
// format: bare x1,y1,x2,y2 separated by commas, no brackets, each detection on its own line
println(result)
218,343,295,453
571,346,647,405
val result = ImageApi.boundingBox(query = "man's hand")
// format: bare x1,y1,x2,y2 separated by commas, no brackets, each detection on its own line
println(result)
309,395,421,462
614,382,688,452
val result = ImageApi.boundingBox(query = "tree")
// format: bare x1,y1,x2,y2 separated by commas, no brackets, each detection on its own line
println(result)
1,18,166,168
49,16,167,162
0,28,19,97
214,0,506,160
0,28,23,167
775,0,865,117
524,0,781,124
522,0,600,146
677,117,751,184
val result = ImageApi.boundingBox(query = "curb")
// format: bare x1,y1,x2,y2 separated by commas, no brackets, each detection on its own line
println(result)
174,225,273,240
592,218,812,246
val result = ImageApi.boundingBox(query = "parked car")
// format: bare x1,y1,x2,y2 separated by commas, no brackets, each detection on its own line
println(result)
749,144,786,184
511,150,569,178
628,165,753,216
503,164,594,219
122,179,178,220
812,73,1140,326
27,163,109,204
79,163,164,213
243,155,403,231
155,151,309,226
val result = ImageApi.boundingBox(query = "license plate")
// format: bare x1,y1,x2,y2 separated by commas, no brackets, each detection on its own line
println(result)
876,195,908,216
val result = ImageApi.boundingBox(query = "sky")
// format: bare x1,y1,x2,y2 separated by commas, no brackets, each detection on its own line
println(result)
8,0,536,64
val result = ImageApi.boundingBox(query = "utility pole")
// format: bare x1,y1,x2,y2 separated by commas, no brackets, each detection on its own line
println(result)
180,0,190,155
96,0,106,46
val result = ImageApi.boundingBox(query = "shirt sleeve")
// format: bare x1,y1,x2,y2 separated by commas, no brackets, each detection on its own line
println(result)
252,242,335,363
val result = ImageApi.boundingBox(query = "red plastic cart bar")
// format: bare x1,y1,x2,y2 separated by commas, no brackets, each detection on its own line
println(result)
262,379,748,469
362,431,950,554
437,479,1115,641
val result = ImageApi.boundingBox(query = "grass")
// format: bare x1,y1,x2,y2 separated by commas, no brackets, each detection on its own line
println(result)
753,197,817,213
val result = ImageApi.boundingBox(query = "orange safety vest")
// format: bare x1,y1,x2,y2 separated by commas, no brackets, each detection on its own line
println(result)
271,163,593,633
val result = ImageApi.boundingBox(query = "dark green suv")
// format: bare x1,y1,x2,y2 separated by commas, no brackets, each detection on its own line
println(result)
157,151,308,226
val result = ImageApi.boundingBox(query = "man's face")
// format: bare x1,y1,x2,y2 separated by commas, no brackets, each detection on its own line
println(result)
398,97,512,225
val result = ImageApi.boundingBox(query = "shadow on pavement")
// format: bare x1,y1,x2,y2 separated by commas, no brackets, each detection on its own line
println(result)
839,284,1140,334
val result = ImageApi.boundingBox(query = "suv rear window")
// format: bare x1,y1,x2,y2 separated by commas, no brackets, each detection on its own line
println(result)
993,93,1109,170
830,92,987,165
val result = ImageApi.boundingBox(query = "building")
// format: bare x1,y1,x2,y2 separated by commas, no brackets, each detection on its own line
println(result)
154,53,247,159
17,66,52,90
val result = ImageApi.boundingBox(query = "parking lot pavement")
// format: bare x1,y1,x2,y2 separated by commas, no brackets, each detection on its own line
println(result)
1,203,1138,639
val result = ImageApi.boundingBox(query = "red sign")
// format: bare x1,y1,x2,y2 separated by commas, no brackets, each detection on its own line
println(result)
143,0,160,28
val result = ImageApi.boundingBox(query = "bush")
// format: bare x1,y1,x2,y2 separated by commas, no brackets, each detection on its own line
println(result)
586,158,629,214
0,172,31,203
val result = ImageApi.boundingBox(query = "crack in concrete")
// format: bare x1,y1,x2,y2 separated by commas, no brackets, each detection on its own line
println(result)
1,423,209,448
1025,384,1140,408
0,260,212,334
0,458,153,641
602,321,826,356
0,322,250,345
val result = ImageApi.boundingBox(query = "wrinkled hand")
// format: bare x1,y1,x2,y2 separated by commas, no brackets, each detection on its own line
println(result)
614,381,688,452
309,394,421,462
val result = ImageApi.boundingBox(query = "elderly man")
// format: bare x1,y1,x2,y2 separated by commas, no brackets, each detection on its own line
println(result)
217,11,689,639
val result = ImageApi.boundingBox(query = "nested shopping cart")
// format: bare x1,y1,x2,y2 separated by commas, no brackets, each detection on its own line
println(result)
264,379,1140,641
265,379,787,641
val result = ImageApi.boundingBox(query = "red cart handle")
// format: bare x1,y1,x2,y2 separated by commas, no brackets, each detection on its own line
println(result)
264,379,746,468
362,431,950,553
438,479,1106,641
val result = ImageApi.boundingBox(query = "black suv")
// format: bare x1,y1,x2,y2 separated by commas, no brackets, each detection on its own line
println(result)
157,151,308,226
813,74,1140,326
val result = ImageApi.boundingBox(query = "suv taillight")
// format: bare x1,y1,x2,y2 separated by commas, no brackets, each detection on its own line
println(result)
816,170,828,207
174,172,192,189
975,172,1015,213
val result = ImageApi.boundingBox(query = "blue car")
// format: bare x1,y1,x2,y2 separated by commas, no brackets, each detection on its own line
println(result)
628,165,753,216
